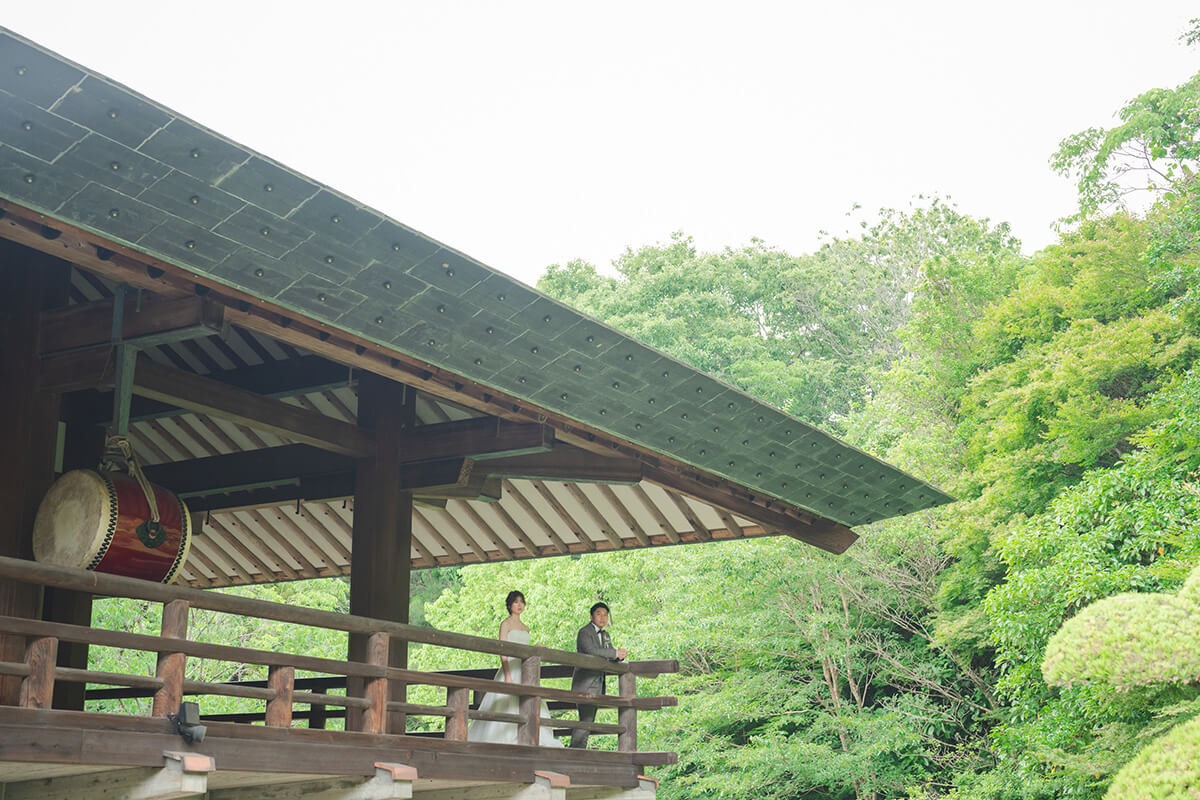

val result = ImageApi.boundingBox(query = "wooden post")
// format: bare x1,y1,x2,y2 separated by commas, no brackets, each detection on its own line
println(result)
445,686,469,741
45,413,103,712
359,630,390,734
349,374,415,732
152,599,189,717
618,672,637,752
517,654,542,746
18,635,58,709
0,245,71,704
265,664,295,727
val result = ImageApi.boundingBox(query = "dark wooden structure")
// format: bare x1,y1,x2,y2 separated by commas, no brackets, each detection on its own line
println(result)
0,27,952,798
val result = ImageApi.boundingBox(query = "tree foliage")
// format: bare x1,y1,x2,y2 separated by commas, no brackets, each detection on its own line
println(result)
1052,69,1200,221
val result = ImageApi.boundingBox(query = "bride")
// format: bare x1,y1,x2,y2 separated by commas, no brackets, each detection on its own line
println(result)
467,590,563,747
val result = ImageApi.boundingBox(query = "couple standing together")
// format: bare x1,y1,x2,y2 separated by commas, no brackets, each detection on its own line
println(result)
467,591,627,748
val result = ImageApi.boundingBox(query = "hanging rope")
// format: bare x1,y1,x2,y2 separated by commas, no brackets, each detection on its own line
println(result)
101,434,166,547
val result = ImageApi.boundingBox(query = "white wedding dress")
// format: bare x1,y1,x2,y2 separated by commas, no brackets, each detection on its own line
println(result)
466,629,563,747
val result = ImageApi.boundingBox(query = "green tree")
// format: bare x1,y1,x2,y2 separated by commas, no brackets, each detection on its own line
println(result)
1052,70,1200,221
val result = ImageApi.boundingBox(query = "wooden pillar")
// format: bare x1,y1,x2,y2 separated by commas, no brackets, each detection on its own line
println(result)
151,599,189,718
348,373,415,732
44,412,104,711
517,654,542,746
618,672,638,752
0,243,71,705
265,665,295,728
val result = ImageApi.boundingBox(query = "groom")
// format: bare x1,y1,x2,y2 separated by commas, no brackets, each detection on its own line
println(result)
569,602,627,749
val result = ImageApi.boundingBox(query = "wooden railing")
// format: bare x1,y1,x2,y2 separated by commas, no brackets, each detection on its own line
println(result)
0,556,677,758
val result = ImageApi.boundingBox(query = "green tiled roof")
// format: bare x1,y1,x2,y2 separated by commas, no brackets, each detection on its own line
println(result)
0,28,953,527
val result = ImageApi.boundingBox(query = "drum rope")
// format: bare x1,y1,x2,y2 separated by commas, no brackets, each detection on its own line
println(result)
101,435,161,525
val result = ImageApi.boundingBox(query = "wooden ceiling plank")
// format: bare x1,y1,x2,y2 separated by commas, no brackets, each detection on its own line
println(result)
321,390,357,423
191,415,242,452
432,506,490,563
230,325,276,364
244,509,323,578
131,357,373,457
418,394,453,424
190,527,253,584
178,336,225,375
412,514,464,565
270,504,341,571
530,482,596,552
629,484,682,544
666,492,712,543
453,502,515,560
128,428,173,465
409,529,440,567
565,484,626,550
179,543,223,586
205,516,288,581
296,504,353,563
146,418,209,462
168,415,228,460
485,501,545,559
597,484,653,547
500,480,570,555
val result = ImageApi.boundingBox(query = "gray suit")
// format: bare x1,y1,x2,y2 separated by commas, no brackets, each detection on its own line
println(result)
570,623,620,748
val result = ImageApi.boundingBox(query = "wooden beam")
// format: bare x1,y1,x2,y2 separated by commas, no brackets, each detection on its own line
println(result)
3,757,213,800
144,444,353,496
62,355,353,427
38,294,224,355
398,417,552,463
481,446,642,484
718,510,745,539
132,358,374,457
40,353,374,456
206,763,417,799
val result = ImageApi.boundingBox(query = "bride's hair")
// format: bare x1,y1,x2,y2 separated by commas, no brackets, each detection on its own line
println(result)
506,590,526,613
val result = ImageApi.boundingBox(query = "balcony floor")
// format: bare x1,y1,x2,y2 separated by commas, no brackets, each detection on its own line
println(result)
0,707,659,799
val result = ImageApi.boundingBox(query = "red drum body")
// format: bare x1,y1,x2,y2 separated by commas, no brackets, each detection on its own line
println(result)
33,469,192,583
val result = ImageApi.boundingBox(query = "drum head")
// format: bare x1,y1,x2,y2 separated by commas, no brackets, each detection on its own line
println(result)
33,469,113,570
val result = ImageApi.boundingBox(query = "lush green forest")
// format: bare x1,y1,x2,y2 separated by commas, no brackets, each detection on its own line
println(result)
92,31,1200,800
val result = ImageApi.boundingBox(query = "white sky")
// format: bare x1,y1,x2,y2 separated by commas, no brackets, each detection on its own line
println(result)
5,2,1198,286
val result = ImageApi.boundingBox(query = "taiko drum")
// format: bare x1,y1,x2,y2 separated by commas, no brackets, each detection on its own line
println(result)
33,469,192,583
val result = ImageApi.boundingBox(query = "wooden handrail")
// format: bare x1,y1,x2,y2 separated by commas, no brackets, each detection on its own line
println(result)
0,555,680,748
0,556,643,675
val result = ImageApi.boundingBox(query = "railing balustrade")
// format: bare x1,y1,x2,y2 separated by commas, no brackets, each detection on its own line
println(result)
0,556,676,761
